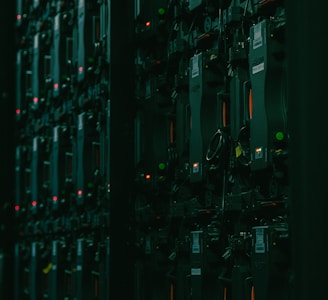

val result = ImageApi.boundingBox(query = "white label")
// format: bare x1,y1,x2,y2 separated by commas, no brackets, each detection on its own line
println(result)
33,0,39,8
79,0,84,9
255,227,266,253
253,23,263,49
34,34,39,49
54,14,60,31
32,242,37,257
252,62,265,74
33,137,38,151
54,126,59,142
78,114,84,131
192,231,201,253
191,55,200,78
134,0,140,19
52,241,57,256
17,51,21,64
191,268,202,275
17,0,22,13
77,239,83,256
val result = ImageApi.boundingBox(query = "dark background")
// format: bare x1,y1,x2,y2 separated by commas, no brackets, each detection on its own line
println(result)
0,1,15,298
287,1,328,299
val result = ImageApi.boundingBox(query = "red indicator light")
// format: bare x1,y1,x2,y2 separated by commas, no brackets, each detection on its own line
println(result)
33,97,38,104
193,162,199,168
32,201,37,207
16,109,21,115
52,196,58,201
15,205,20,211
77,190,83,196
145,21,151,27
17,15,22,20
256,147,262,153
145,174,151,180
54,83,59,89
78,66,83,73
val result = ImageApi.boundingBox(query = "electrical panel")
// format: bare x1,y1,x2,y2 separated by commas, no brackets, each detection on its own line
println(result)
14,1,110,299
133,0,289,299
14,0,290,299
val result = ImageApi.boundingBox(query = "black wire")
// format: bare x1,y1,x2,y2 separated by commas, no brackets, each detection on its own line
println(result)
206,129,226,161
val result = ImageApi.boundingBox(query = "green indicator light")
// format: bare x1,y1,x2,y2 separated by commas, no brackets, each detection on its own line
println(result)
158,7,165,15
158,163,166,170
275,131,284,141
88,57,94,63
87,182,94,189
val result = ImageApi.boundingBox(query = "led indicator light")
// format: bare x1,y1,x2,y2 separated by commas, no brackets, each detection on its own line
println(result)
77,189,83,196
275,131,284,141
87,182,94,189
16,109,21,115
33,97,38,104
145,21,151,27
52,196,58,201
32,201,37,207
17,15,22,20
192,162,200,173
158,163,166,170
78,66,83,73
158,8,165,15
145,174,151,180
255,147,264,159
15,205,20,211
54,83,59,89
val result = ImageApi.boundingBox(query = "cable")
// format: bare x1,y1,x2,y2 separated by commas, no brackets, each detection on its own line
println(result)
206,129,227,162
